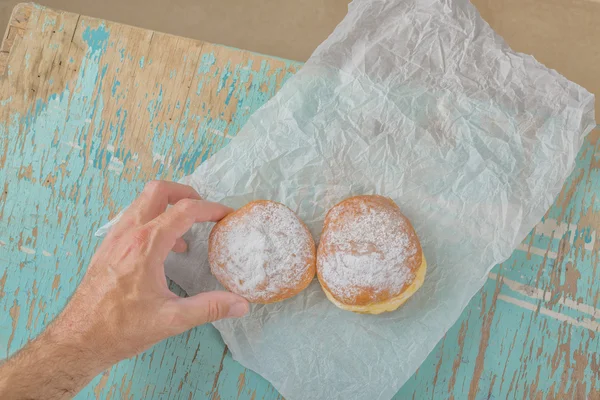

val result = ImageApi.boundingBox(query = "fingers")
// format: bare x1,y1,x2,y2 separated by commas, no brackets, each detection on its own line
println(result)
147,199,233,260
170,291,249,330
114,181,202,234
155,199,233,237
171,238,188,253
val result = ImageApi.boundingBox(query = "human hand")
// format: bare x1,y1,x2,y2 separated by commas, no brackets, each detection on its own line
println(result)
59,180,249,363
0,181,248,399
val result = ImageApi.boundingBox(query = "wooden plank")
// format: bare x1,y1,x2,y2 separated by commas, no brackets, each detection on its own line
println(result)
0,3,598,399
0,3,32,75
0,4,299,399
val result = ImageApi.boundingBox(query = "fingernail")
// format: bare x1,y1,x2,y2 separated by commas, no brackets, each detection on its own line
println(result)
227,301,249,318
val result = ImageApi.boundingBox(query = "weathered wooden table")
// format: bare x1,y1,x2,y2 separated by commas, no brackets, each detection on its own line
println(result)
0,3,598,399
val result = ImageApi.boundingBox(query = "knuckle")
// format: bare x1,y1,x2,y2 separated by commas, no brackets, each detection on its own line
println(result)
109,215,135,236
206,300,224,322
164,313,184,331
143,180,164,196
176,198,197,214
130,226,154,248
180,183,195,193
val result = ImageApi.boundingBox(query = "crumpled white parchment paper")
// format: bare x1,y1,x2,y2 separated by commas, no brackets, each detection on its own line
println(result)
98,0,595,398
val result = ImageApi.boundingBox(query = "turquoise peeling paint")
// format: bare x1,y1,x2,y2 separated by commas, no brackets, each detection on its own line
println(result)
217,61,232,103
81,24,108,54
111,79,120,96
0,19,304,399
1,13,598,400
147,55,297,177
197,52,216,74
1,25,112,369
196,53,219,95
41,16,56,33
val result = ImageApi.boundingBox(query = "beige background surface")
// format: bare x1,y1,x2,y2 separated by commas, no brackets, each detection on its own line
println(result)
0,0,350,61
1,0,599,116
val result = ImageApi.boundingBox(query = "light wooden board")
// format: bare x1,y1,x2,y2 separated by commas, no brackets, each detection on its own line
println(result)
0,3,598,399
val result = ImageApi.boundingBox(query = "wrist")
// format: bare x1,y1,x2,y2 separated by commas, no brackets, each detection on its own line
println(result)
44,325,111,373
0,321,110,400
45,310,116,374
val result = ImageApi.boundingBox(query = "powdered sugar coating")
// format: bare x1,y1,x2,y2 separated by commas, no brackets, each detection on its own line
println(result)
209,201,316,303
317,195,422,306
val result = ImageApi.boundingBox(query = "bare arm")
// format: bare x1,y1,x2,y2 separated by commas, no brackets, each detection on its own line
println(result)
0,181,249,399
0,326,107,398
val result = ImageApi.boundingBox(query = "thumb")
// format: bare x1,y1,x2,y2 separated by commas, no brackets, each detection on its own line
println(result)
174,291,249,327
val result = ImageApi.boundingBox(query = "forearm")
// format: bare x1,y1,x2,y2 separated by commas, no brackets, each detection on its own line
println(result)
0,183,247,399
0,324,109,400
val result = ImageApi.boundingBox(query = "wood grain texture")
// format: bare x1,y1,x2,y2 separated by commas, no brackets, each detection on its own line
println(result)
0,3,30,75
0,3,598,399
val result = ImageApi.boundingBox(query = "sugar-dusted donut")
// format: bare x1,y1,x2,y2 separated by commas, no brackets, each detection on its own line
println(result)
317,195,426,314
209,200,316,304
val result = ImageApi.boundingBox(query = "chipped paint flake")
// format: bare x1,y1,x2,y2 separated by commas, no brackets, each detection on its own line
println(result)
498,295,600,332
108,157,124,173
19,246,35,255
63,141,82,150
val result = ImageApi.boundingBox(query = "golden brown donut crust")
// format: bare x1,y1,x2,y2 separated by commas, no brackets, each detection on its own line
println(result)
209,200,316,304
317,195,424,311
